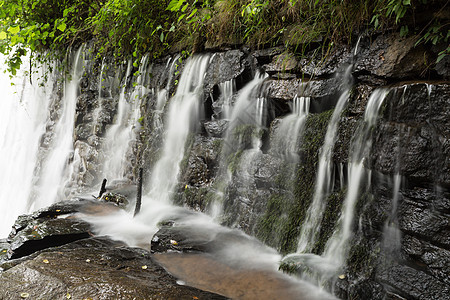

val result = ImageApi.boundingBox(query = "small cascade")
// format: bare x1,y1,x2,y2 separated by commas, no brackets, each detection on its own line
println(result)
144,54,211,205
222,71,267,155
219,79,236,120
321,88,389,273
271,95,310,162
382,174,402,256
0,55,55,237
209,71,268,219
91,59,107,135
296,89,350,253
31,47,86,210
101,55,149,182
156,55,179,112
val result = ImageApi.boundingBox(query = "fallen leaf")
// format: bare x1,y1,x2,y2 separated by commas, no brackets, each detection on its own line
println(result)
193,297,199,300
170,240,178,246
42,259,49,264
66,293,71,299
20,292,30,298
56,209,61,212
338,274,345,279
86,259,91,263
141,265,148,270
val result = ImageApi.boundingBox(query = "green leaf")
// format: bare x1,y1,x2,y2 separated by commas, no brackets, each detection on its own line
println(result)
436,53,446,63
178,14,186,22
8,26,20,34
160,32,164,42
181,3,189,12
186,9,198,20
57,22,66,32
167,0,185,11
0,31,6,40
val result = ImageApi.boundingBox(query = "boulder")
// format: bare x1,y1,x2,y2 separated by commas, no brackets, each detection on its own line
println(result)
0,237,227,300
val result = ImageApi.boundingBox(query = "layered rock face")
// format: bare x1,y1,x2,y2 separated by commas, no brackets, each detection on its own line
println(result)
1,31,448,299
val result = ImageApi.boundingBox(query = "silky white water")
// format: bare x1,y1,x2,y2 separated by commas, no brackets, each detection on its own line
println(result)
283,88,388,290
322,89,388,270
145,54,211,204
272,95,310,162
296,90,349,253
30,47,86,211
101,59,139,181
209,71,267,219
219,79,236,119
0,55,55,237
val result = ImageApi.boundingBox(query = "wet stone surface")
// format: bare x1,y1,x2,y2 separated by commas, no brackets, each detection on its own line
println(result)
0,237,227,300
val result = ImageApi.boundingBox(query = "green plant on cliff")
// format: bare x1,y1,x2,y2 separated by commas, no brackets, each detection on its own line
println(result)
1,0,448,75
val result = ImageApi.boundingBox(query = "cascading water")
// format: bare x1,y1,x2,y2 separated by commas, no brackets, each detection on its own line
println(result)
100,59,137,181
281,88,388,291
219,79,236,119
382,173,402,256
271,95,310,162
31,47,86,211
145,54,211,204
321,88,388,273
0,55,55,237
79,54,335,299
296,89,350,253
209,71,268,219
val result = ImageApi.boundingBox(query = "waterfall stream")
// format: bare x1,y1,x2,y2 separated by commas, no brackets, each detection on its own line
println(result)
0,55,55,237
1,42,408,299
32,47,86,209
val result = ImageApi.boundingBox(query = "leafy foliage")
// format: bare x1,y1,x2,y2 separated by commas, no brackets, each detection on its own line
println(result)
0,0,448,75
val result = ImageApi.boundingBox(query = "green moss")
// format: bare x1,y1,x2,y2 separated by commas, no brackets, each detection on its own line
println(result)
256,109,333,255
227,149,243,174
311,189,346,255
347,239,380,277
255,193,291,249
182,186,213,211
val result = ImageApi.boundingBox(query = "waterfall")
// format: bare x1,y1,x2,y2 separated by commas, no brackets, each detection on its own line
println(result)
219,79,236,120
209,71,267,219
272,95,310,161
322,88,388,271
296,89,350,253
101,58,140,182
144,54,211,204
31,47,85,211
0,55,55,237
382,173,402,256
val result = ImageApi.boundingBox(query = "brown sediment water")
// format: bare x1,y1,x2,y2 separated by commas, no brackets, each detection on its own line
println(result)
154,252,319,300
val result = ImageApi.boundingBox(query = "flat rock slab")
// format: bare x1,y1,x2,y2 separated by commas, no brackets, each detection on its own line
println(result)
0,237,227,300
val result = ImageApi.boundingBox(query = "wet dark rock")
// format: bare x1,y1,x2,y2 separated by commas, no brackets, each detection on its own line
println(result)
151,225,212,254
263,52,299,75
5,200,95,261
298,45,352,78
204,120,228,138
355,33,430,80
375,262,449,300
182,136,222,187
0,237,227,300
402,234,450,285
373,83,450,185
266,78,302,101
251,47,285,65
205,49,250,95
398,189,450,248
